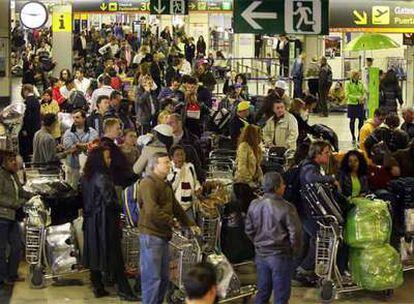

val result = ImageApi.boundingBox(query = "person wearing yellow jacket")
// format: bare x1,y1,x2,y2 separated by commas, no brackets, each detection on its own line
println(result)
40,89,61,140
345,70,366,147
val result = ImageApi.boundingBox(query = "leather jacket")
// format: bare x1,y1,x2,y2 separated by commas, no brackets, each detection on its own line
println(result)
245,193,302,257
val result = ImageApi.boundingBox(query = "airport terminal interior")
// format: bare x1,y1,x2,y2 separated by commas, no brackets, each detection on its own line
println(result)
0,0,414,303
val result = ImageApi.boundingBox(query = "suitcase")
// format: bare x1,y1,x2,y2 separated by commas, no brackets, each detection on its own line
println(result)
388,178,414,235
300,183,345,224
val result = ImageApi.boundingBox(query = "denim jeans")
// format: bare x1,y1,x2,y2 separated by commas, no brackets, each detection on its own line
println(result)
0,219,22,283
139,234,170,304
299,218,318,271
255,255,294,304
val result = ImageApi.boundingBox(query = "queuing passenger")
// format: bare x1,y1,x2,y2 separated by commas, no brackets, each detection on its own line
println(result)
165,57,182,87
345,70,366,147
298,140,337,279
133,124,173,176
263,97,298,151
195,60,217,92
135,75,158,134
196,35,206,57
74,67,91,94
392,140,414,178
184,37,196,64
101,118,136,188
183,263,217,304
318,56,332,117
157,98,175,125
167,145,201,219
234,125,263,213
0,150,30,287
120,129,140,168
364,113,410,157
338,150,370,198
379,69,403,113
245,172,302,304
401,107,414,140
62,109,98,189
359,108,387,158
82,146,137,301
306,56,320,98
87,95,110,137
32,114,71,164
291,53,306,98
157,75,184,104
40,89,61,140
230,101,250,148
184,89,203,138
90,75,114,112
138,152,199,304
18,84,41,163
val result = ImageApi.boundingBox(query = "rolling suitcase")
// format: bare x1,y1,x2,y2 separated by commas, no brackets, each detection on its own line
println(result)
388,178,414,236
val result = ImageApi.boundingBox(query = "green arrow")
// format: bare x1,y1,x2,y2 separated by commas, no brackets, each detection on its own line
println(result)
100,3,108,11
353,10,367,25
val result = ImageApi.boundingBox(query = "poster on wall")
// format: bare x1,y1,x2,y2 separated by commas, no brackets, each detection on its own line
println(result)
324,36,341,59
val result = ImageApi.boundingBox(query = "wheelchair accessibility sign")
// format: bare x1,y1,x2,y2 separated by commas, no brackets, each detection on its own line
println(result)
285,0,324,34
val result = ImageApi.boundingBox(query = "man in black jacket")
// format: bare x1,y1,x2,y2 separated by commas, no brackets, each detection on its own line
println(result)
101,118,137,188
87,95,110,137
246,172,302,304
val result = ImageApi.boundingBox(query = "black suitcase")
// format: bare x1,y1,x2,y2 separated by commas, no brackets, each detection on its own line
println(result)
300,183,345,224
388,178,414,236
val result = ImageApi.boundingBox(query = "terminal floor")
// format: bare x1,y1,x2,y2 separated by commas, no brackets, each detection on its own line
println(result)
7,264,414,303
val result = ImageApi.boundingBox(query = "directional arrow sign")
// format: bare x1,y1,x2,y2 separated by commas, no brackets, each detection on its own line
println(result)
234,0,329,35
353,10,368,25
241,1,278,30
153,0,165,14
100,2,107,11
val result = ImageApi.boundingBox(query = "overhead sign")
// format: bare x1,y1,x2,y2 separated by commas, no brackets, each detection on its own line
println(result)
234,0,329,35
330,1,414,33
52,5,72,33
150,0,188,14
189,0,232,12
73,0,150,13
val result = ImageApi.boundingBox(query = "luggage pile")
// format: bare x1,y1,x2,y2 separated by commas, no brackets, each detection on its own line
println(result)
345,197,403,291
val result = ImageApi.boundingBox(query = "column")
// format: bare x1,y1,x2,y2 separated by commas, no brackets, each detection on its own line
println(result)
0,0,11,107
52,4,73,77
405,46,414,107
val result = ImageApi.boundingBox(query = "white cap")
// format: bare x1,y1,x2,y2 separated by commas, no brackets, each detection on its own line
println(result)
153,124,173,137
275,80,288,91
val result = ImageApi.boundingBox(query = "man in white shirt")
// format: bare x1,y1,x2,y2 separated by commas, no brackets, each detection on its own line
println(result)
74,68,91,94
90,76,114,112
59,78,76,100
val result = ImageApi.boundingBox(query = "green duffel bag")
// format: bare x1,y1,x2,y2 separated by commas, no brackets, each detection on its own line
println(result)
349,244,403,291
345,198,391,248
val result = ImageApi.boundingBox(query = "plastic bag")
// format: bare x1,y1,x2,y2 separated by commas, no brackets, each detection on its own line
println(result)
350,244,403,291
345,198,391,248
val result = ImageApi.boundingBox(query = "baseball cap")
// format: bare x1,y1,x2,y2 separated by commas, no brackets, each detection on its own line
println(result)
275,80,288,91
153,124,173,137
237,101,250,112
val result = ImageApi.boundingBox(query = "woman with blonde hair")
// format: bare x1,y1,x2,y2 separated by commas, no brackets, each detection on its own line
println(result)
345,69,366,146
234,125,263,212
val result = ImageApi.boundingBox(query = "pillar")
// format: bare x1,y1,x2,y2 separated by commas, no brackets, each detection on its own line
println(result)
406,46,414,107
0,0,11,107
52,4,73,77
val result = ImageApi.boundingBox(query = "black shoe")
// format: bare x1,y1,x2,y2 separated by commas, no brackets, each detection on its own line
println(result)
93,288,110,298
118,292,139,301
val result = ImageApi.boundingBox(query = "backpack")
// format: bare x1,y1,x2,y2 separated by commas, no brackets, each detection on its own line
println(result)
68,90,88,112
122,181,140,227
282,164,304,216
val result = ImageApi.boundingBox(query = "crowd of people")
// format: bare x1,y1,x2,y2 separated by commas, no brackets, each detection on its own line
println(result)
0,23,413,304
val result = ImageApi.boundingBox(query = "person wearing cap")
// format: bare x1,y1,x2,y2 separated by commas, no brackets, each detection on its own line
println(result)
262,96,299,152
245,172,302,304
230,101,251,148
133,124,174,176
274,80,291,108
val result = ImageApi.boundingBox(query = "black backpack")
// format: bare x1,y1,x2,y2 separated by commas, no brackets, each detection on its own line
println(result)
282,164,302,213
68,90,89,112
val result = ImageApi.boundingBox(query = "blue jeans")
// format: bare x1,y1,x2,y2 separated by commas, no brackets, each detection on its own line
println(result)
300,218,317,271
255,255,294,304
139,234,170,304
0,219,22,282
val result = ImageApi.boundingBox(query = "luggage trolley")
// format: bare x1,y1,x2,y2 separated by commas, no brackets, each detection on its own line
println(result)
301,183,362,302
